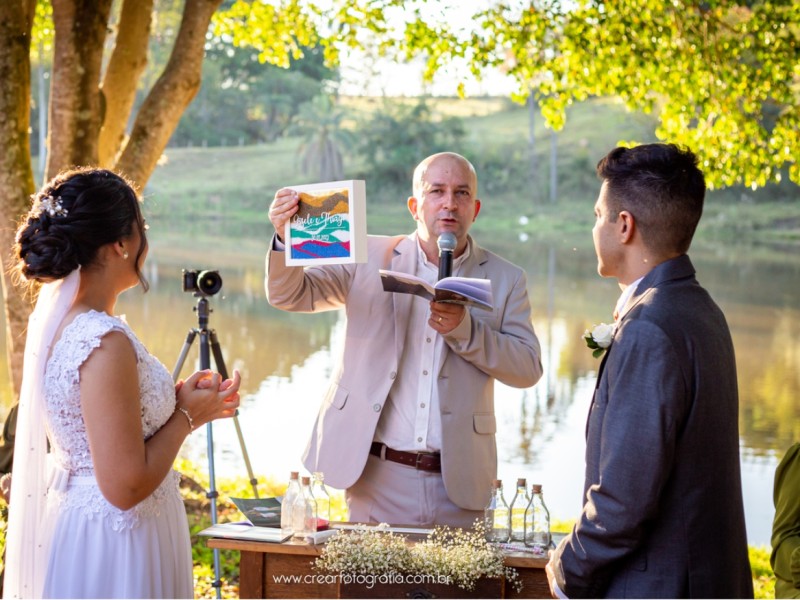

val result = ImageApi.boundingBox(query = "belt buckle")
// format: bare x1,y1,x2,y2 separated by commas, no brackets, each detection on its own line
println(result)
415,451,434,470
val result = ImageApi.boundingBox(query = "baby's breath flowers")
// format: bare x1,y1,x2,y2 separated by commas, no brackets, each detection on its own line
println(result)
314,521,522,593
314,523,413,577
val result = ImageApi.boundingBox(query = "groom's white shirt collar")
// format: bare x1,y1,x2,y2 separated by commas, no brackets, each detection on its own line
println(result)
615,275,644,321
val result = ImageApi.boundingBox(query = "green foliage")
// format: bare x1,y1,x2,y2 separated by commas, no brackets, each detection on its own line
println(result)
31,1,53,60
145,97,799,242
213,0,800,189
171,39,334,147
354,99,467,194
750,545,777,599
290,95,357,181
212,0,319,69
400,0,800,189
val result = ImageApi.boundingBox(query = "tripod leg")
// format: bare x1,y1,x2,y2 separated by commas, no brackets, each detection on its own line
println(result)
205,420,223,598
209,332,229,380
209,331,260,498
197,330,224,599
171,330,198,383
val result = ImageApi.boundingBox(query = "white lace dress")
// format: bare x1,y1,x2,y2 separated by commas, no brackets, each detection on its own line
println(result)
41,311,193,599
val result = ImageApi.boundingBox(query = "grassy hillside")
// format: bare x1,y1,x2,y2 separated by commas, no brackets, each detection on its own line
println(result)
145,96,800,245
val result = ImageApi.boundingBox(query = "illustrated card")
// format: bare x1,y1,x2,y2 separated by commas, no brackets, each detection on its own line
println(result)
284,180,367,266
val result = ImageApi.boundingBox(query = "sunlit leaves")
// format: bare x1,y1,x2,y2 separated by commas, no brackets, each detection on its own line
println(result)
31,0,53,60
465,0,800,189
212,0,319,68
212,0,800,188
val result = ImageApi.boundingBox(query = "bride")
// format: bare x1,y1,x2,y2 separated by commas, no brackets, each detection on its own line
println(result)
4,167,241,598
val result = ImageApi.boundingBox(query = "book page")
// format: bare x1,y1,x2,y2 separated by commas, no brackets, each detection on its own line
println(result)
379,270,436,301
380,269,493,310
435,277,493,310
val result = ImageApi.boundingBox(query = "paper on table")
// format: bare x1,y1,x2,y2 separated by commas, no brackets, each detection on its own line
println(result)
198,522,291,543
304,529,340,545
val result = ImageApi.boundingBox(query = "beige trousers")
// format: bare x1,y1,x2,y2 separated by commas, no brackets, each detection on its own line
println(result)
345,453,483,528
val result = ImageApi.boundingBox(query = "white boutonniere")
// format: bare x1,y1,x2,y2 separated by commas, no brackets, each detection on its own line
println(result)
583,323,614,358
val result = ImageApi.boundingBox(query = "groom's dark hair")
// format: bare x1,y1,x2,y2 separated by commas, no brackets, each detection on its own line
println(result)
597,143,706,255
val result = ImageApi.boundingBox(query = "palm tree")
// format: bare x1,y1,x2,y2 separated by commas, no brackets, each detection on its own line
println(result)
290,95,355,181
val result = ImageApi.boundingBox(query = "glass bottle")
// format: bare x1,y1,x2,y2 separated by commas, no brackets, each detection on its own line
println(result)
483,479,510,543
281,471,300,537
508,477,529,542
524,483,551,551
292,476,317,539
310,471,331,530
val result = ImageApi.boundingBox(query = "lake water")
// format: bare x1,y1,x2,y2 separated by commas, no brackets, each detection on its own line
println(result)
1,227,795,548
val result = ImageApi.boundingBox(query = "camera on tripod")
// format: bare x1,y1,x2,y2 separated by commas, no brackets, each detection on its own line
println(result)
182,269,223,297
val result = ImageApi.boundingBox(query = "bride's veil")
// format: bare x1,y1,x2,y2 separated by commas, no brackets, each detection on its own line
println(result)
4,269,80,599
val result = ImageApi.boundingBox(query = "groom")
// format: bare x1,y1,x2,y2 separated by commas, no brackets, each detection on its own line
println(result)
546,144,753,598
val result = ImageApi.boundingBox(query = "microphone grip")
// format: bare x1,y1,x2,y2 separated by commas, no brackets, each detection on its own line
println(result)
438,250,453,280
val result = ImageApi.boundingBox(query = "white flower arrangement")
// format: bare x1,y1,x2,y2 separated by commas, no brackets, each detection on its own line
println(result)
314,521,522,592
583,322,614,358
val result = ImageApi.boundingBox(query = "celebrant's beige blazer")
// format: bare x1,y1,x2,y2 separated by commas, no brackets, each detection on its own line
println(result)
266,233,542,510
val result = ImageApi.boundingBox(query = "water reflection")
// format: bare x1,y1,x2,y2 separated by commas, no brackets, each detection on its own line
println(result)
0,232,795,547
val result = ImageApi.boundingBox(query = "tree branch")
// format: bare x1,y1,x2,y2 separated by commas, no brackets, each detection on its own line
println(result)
47,0,113,179
99,0,155,167
117,0,223,189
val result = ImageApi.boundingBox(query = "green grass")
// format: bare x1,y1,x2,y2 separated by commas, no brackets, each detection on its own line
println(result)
147,96,800,244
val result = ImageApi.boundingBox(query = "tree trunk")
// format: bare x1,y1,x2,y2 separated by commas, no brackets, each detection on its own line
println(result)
46,0,113,179
98,0,154,167
117,0,223,189
0,0,38,398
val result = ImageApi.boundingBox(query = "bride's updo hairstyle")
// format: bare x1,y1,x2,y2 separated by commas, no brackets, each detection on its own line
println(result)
15,167,149,289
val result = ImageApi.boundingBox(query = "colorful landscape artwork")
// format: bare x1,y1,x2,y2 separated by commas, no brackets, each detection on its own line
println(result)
285,180,367,266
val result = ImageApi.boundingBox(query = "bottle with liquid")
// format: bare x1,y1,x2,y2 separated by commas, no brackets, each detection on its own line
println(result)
508,477,529,542
291,476,317,539
281,471,300,538
524,483,551,551
483,479,510,543
310,471,331,531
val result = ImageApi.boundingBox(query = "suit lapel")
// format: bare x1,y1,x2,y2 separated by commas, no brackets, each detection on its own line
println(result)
615,254,696,329
389,236,419,360
460,240,489,278
587,254,697,437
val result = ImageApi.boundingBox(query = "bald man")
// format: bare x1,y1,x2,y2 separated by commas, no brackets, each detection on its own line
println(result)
266,152,542,526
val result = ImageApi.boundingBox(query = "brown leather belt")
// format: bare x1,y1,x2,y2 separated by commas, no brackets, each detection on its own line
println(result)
370,442,441,472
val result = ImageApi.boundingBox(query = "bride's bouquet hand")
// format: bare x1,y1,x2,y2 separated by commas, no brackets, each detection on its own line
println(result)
176,369,241,430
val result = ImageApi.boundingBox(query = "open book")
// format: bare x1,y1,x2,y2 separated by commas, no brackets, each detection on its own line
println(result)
379,269,493,310
230,497,282,528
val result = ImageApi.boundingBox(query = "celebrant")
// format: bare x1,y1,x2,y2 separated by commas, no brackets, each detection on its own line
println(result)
265,152,542,527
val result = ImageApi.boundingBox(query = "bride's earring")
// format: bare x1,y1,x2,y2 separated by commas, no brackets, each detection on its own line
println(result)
123,250,129,260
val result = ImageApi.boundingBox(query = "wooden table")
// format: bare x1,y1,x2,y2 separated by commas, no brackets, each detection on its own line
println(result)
207,535,553,598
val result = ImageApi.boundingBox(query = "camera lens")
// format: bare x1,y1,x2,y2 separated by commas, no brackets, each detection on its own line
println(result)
197,270,223,296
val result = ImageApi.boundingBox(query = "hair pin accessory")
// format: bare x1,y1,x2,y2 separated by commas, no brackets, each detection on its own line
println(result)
36,195,68,218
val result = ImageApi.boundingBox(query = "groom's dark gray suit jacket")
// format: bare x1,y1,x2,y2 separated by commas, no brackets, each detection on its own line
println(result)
552,255,754,599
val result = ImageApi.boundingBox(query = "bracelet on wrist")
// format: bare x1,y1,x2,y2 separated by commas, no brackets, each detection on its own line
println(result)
176,407,194,432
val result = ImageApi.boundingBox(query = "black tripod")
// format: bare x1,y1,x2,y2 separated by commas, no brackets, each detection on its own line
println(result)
172,294,258,598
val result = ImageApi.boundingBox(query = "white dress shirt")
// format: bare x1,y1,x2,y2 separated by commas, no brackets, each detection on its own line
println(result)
374,235,471,452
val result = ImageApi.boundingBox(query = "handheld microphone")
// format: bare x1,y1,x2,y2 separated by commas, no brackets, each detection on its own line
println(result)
437,232,457,280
